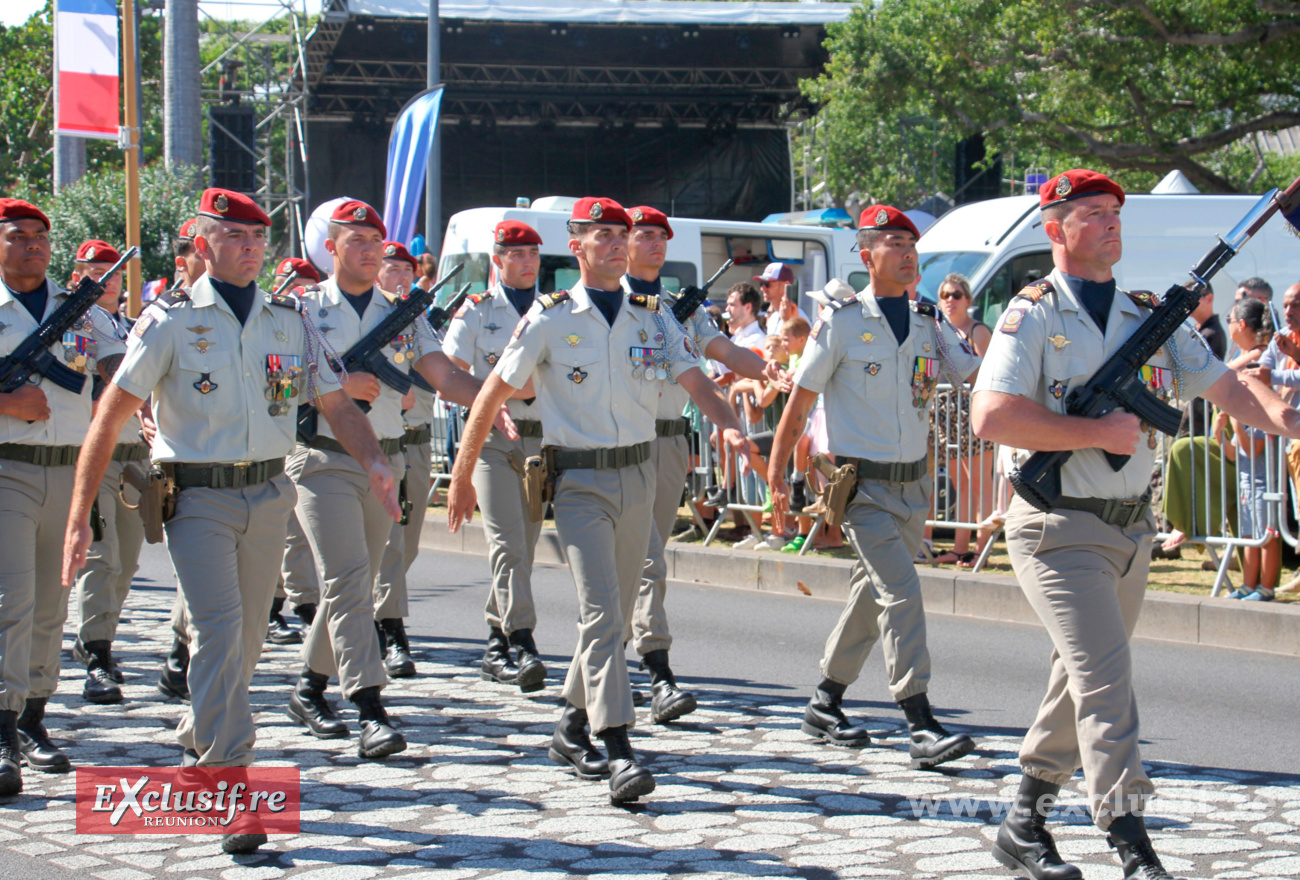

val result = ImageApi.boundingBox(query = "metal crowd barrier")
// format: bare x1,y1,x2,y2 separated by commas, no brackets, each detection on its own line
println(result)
427,398,463,500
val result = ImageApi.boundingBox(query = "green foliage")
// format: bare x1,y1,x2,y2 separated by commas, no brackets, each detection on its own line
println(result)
803,0,1300,205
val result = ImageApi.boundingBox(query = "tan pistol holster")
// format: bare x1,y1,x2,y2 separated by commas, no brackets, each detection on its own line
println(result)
120,462,178,544
809,452,858,528
511,450,550,524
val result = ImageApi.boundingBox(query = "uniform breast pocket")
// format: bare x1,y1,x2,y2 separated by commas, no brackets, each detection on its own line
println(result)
1043,353,1087,408
845,344,893,399
178,349,233,409
476,340,503,370
555,347,602,395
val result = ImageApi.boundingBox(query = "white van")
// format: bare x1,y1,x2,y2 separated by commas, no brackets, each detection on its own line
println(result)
437,197,860,322
916,193,1300,328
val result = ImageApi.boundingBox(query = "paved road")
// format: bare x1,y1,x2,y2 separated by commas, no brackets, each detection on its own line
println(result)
0,541,1295,880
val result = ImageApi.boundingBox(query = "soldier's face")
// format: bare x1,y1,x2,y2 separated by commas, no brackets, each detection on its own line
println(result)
196,221,267,287
570,224,628,286
377,259,415,294
1056,195,1122,269
71,262,122,308
0,218,52,285
493,245,540,289
628,226,668,274
328,226,383,284
865,231,918,288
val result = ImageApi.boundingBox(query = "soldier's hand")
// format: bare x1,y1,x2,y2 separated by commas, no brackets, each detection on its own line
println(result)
768,474,790,535
1095,410,1141,456
341,371,382,403
0,384,51,421
400,389,416,411
368,460,402,521
139,406,158,445
62,518,93,587
722,427,750,476
493,406,519,440
447,473,477,533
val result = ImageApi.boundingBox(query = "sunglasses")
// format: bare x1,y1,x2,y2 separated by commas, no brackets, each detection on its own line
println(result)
939,290,968,300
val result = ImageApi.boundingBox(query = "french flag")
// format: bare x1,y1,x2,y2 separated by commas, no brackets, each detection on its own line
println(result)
54,0,120,139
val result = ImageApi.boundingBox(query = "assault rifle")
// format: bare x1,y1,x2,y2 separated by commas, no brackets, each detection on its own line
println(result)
1010,177,1300,511
672,258,734,324
1,246,138,395
410,282,474,394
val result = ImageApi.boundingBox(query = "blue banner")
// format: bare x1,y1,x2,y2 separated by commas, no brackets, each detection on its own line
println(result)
382,86,444,249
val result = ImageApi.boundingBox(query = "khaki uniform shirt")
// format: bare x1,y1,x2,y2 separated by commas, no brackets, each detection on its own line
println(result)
378,289,438,428
793,285,981,461
973,268,1227,499
494,283,698,450
617,276,725,420
0,278,125,446
303,277,439,442
444,283,541,422
114,275,335,463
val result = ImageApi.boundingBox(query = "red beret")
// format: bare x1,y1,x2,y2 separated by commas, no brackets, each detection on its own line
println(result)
494,220,543,247
570,197,631,229
329,199,387,238
275,257,320,283
75,239,122,264
858,204,920,239
198,189,271,226
1040,169,1125,209
0,197,50,230
382,241,419,271
629,206,673,239
177,217,198,241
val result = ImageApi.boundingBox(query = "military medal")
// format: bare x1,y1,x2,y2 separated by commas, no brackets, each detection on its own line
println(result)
193,372,218,394
911,356,937,408
655,367,668,381
394,351,405,363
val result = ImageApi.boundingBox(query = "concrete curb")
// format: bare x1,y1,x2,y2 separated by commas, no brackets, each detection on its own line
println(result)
422,519,1300,657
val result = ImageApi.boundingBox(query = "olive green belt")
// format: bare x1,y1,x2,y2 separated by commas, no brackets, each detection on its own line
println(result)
111,443,150,462
1054,494,1151,528
841,455,928,483
308,436,404,457
163,458,284,490
547,440,652,471
655,418,690,438
0,443,80,467
402,425,432,447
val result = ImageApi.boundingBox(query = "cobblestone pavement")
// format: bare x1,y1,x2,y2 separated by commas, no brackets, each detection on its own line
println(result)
2,581,1298,880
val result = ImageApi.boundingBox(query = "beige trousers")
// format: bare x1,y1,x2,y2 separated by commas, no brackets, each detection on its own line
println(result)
475,431,544,634
374,439,432,620
77,460,145,644
165,473,296,766
1004,495,1156,830
630,434,690,654
555,461,655,734
819,476,932,701
0,460,76,712
277,510,321,609
290,445,402,698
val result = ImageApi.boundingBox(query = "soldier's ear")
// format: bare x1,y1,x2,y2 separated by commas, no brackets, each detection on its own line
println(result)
1043,216,1066,245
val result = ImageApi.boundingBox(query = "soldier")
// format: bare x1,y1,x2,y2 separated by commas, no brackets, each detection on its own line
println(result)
972,169,1300,880
373,239,426,678
622,206,787,723
274,256,321,290
172,217,204,290
766,206,981,770
444,220,547,691
63,188,399,853
69,240,150,705
285,200,506,758
448,197,750,804
0,200,126,795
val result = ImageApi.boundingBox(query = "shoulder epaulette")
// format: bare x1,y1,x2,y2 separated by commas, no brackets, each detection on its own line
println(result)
467,292,488,306
820,298,848,317
156,288,190,308
266,291,303,311
912,300,936,318
538,291,570,310
1014,279,1055,305
1126,289,1159,309
628,293,659,311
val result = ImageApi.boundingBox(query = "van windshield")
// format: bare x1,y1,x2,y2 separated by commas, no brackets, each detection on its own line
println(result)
916,251,988,301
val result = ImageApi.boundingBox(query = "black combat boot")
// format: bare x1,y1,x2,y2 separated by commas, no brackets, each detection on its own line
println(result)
992,776,1083,880
1106,813,1181,880
508,629,546,693
352,686,406,759
287,668,348,739
548,703,609,779
157,636,190,701
642,649,697,724
17,698,71,773
0,710,21,796
600,725,655,804
266,597,302,645
222,832,268,854
295,602,317,627
480,628,518,684
377,619,416,678
74,637,123,683
898,692,975,769
81,640,124,705
802,678,872,747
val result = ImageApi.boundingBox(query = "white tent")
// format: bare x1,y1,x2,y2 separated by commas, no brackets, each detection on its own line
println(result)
1150,169,1201,194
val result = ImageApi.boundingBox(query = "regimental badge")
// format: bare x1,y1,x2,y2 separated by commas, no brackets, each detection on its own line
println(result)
810,317,825,340
999,307,1026,334
632,208,644,222
275,330,288,343
1049,380,1067,399
875,208,889,226
353,206,367,221
859,332,874,344
191,339,213,354
384,244,396,257
684,336,698,359
132,312,156,337
568,366,587,384
193,372,218,394
563,334,584,347
214,193,229,213
264,354,303,415
85,246,96,260
865,362,881,376
1047,334,1071,352
512,316,530,339
639,329,648,343
589,201,603,220
922,342,931,353
484,351,499,365
495,228,506,243
1055,175,1071,197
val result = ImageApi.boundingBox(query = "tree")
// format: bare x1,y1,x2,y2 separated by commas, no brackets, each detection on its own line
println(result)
802,0,1300,205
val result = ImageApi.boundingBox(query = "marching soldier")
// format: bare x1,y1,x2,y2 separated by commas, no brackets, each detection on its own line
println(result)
972,169,1300,880
0,200,126,795
444,220,547,691
69,240,150,705
622,206,787,723
767,206,980,769
448,197,750,804
284,200,504,758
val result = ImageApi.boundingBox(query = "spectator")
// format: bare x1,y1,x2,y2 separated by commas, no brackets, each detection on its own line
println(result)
1236,277,1273,303
416,253,438,291
1252,281,1300,594
713,283,765,381
730,335,787,428
1178,282,1226,441
754,262,809,335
